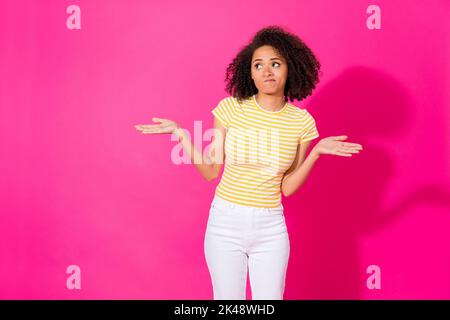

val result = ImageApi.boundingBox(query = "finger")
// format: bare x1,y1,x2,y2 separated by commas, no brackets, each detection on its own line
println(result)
152,117,167,122
135,127,153,132
334,151,352,157
343,142,363,149
142,129,160,134
334,135,348,141
135,124,160,129
142,128,168,134
341,145,361,152
341,148,360,154
142,127,160,133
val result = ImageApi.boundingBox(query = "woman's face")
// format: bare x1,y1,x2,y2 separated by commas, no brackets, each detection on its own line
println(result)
251,45,288,96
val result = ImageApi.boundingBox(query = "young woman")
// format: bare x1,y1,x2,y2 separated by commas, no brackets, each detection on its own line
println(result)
134,26,363,300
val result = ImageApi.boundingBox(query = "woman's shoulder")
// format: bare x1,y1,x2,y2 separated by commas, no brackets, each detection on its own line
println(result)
220,95,250,105
215,95,251,113
282,103,318,127
287,102,315,118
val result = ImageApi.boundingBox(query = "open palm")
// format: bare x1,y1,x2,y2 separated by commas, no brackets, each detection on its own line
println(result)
134,118,179,135
314,135,363,157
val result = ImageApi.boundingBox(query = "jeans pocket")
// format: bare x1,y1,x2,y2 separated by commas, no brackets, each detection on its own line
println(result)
209,202,223,217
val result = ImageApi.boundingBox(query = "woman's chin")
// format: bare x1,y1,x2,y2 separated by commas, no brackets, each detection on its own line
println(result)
259,88,280,95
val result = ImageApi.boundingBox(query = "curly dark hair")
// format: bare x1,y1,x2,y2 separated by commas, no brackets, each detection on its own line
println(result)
225,25,322,103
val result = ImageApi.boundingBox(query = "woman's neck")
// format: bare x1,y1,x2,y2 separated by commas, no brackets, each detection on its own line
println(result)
254,92,286,112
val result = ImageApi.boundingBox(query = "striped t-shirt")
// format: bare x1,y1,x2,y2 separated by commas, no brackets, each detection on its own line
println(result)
211,94,320,208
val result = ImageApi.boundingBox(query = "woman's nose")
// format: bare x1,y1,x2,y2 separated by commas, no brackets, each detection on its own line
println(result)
263,68,273,76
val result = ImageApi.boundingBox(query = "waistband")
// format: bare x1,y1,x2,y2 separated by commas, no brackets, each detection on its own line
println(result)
211,195,284,213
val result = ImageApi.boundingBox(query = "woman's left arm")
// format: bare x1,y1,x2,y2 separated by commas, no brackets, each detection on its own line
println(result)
281,141,319,197
281,135,363,197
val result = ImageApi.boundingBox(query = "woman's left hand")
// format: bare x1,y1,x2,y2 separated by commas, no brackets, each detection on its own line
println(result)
312,135,363,157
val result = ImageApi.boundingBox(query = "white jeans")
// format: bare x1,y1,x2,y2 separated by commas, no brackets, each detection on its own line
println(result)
204,195,290,300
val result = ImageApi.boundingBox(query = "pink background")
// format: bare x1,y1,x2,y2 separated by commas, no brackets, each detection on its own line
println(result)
1,0,450,299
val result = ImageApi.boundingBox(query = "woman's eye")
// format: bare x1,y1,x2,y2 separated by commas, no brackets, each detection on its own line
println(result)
255,62,280,69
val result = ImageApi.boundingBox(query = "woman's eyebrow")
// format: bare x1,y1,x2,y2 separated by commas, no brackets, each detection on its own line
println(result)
252,57,282,63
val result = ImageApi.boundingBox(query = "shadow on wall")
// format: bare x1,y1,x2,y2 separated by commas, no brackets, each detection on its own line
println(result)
281,66,450,299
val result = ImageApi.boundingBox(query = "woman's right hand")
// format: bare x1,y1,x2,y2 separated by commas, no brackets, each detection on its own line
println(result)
134,118,180,135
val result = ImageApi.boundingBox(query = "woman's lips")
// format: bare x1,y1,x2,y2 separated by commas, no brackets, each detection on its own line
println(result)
264,79,275,83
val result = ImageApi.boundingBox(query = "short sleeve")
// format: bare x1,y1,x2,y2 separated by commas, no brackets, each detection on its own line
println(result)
299,110,319,144
211,97,234,129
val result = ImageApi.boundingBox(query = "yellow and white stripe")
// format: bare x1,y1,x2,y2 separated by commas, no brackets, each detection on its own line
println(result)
211,95,319,208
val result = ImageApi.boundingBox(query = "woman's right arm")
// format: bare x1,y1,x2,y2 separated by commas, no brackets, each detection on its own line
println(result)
173,116,226,181
135,116,226,182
